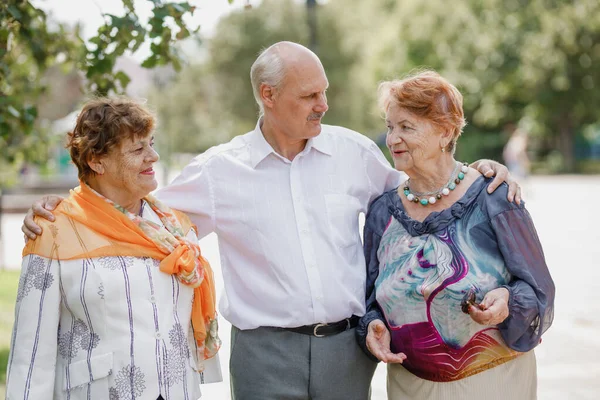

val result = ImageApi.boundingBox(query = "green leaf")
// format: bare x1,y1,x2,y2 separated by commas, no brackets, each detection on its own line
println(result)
141,56,158,69
115,70,131,89
7,5,22,20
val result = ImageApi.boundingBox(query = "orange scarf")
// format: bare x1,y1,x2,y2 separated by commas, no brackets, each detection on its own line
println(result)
23,183,220,363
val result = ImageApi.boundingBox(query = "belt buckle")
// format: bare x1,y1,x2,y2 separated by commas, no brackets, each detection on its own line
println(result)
313,323,327,337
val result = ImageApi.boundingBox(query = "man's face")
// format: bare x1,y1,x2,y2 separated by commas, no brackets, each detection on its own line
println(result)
269,57,329,141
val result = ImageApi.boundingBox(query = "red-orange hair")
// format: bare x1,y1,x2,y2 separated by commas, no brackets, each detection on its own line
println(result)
378,70,466,153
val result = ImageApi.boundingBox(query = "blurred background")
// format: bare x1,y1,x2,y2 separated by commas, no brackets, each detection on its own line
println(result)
1,0,599,398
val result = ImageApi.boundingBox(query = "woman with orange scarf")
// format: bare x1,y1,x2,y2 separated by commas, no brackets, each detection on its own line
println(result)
6,98,221,400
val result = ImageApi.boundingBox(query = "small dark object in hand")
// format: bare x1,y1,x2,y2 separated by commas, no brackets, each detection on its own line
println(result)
460,289,486,314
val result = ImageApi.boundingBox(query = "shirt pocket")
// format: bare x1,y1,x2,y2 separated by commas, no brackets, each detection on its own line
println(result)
63,352,113,392
324,194,362,249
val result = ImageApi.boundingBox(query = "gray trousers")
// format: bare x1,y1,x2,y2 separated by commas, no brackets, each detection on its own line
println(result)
230,325,377,400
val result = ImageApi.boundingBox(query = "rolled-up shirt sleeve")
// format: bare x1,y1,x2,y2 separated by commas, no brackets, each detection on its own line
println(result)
491,207,555,352
155,155,216,240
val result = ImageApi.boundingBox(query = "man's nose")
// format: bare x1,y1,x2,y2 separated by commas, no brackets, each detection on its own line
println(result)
315,93,328,113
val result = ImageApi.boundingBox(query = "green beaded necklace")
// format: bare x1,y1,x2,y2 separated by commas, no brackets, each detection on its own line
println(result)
403,162,469,206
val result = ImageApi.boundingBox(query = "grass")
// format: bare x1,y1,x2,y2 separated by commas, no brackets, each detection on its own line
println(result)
0,269,20,395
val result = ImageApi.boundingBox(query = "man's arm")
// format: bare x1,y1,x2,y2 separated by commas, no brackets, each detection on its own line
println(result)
154,154,217,240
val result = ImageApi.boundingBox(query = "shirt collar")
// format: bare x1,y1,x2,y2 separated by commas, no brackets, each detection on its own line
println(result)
249,119,333,168
249,119,275,168
307,128,333,157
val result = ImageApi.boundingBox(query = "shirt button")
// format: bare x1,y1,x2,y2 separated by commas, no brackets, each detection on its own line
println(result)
155,332,161,339
316,295,323,301
150,295,156,303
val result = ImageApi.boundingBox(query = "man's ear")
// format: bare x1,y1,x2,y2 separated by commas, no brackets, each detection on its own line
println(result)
260,83,277,110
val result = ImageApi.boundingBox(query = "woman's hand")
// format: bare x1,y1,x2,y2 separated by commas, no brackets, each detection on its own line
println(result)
468,287,510,326
22,195,64,241
470,159,522,204
366,319,407,363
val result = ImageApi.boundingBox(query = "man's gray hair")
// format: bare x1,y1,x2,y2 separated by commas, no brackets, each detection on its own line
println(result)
250,45,287,115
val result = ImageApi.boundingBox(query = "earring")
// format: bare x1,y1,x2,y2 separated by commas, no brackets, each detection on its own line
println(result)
441,146,446,153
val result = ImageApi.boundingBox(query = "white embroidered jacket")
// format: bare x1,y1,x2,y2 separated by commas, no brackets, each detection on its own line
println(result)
6,207,222,400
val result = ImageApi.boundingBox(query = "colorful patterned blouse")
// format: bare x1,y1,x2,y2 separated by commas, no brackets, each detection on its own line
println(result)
356,177,554,382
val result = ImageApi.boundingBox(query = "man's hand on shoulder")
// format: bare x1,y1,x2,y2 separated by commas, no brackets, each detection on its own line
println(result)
470,159,522,205
22,195,64,241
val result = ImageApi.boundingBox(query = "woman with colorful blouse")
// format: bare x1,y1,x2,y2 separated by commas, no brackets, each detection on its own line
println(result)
356,71,554,399
7,98,221,400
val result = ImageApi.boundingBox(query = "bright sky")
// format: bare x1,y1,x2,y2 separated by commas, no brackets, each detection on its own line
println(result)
34,0,251,39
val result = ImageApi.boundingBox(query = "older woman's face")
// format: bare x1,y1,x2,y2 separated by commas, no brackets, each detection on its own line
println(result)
100,134,159,200
385,103,442,172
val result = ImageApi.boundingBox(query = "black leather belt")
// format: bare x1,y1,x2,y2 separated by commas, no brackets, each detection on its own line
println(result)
286,316,359,337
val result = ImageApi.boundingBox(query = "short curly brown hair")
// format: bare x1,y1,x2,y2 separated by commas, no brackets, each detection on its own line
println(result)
67,97,156,182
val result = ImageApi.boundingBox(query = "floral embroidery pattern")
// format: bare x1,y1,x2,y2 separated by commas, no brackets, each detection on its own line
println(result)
110,365,147,400
58,332,76,359
57,319,100,359
16,256,54,302
165,323,190,387
49,224,59,238
99,256,134,270
169,323,187,349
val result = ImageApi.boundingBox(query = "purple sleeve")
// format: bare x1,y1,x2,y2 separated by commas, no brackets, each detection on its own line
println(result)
356,195,390,362
491,208,555,351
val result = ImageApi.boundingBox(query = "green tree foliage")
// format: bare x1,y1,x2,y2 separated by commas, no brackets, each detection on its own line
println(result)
1,1,81,176
328,0,600,170
84,0,199,94
1,0,207,185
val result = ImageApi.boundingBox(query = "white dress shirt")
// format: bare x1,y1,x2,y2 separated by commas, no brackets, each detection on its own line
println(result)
156,122,403,330
7,205,221,400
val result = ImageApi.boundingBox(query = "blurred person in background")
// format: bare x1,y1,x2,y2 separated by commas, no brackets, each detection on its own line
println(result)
7,97,221,400
22,43,520,400
503,123,531,181
356,71,555,400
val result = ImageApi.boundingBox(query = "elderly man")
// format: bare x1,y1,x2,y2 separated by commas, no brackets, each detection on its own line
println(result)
23,42,519,400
